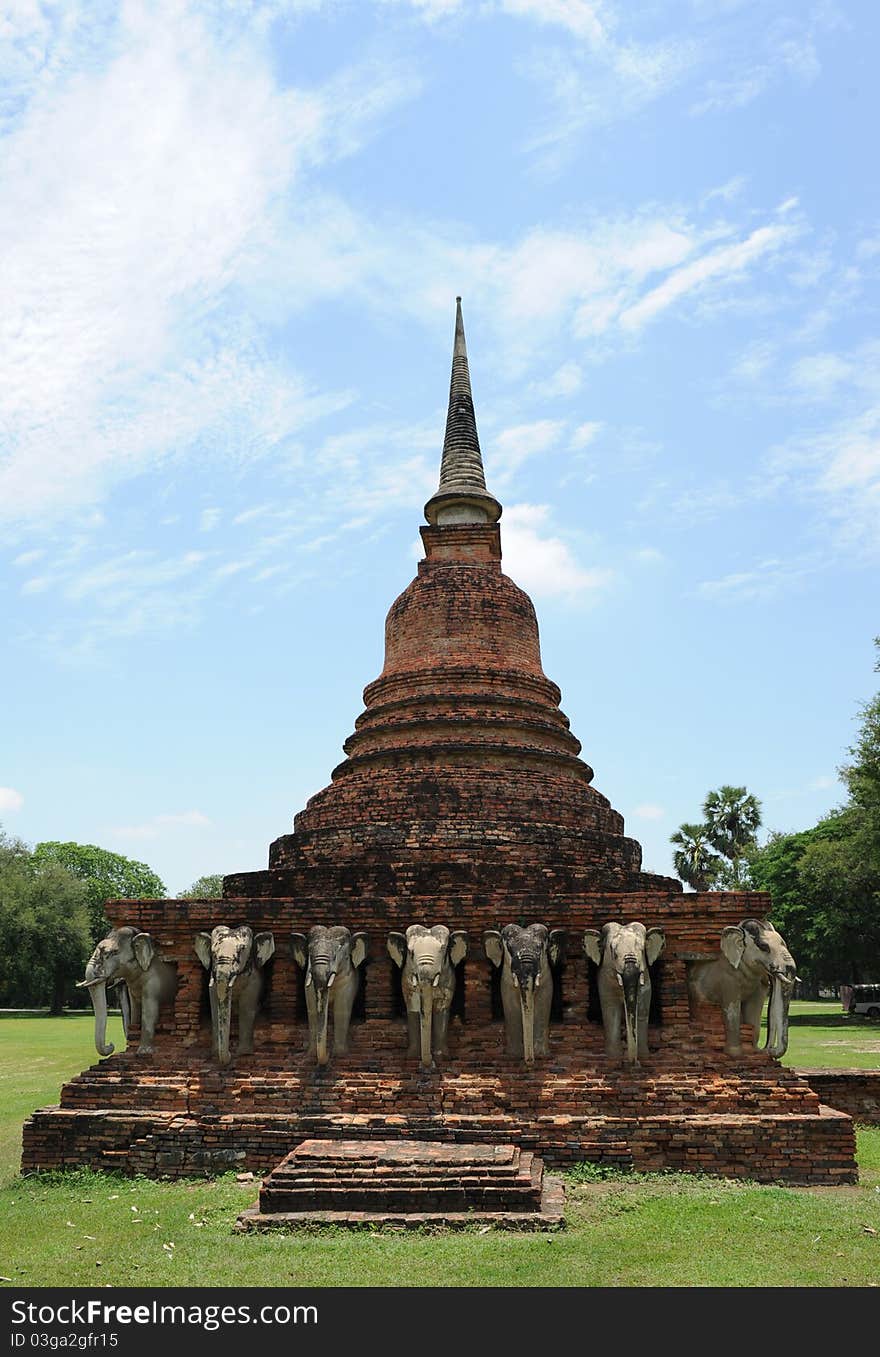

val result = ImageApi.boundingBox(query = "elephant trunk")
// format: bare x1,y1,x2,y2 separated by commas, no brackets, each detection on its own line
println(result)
765,973,792,1059
315,987,331,1067
520,980,536,1065
213,976,232,1067
86,977,115,1057
419,981,434,1069
622,959,640,1065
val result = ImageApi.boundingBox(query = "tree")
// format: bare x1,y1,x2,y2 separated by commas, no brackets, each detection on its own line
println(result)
0,830,92,1012
669,823,723,891
180,873,224,898
749,639,880,985
702,785,762,888
31,842,166,943
670,785,762,890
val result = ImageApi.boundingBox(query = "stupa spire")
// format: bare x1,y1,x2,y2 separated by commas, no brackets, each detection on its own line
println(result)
424,297,502,526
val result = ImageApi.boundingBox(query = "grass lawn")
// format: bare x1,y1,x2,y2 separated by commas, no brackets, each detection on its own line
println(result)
781,999,880,1069
1,1012,879,1287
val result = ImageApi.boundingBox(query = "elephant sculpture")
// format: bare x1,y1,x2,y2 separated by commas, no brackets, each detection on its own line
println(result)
688,918,797,1058
583,921,665,1065
291,925,368,1066
387,924,467,1069
483,924,565,1063
78,926,177,1057
193,925,275,1066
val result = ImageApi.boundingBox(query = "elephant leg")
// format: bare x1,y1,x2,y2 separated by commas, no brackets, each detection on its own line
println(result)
138,995,158,1055
305,986,318,1055
433,1005,451,1057
405,1010,420,1058
742,989,765,1051
501,991,523,1056
333,982,356,1056
601,997,623,1060
207,986,219,1058
118,985,131,1043
237,989,258,1056
636,990,652,1062
722,1000,743,1056
534,987,552,1058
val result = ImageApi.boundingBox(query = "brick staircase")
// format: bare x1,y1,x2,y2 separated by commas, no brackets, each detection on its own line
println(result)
236,1138,565,1230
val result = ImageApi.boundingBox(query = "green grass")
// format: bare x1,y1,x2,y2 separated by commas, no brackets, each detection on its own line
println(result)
780,999,880,1070
1,1012,879,1287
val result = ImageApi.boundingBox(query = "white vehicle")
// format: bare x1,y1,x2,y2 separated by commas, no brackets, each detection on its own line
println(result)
848,983,880,1019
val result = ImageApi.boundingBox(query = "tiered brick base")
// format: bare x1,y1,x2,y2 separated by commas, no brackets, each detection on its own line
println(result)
22,1036,857,1184
235,1138,564,1230
797,1069,880,1124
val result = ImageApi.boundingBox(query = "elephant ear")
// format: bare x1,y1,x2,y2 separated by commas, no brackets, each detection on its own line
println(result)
133,932,155,971
548,929,566,967
291,933,308,970
254,932,275,967
449,931,468,967
483,930,504,968
193,933,213,970
582,929,602,965
721,926,746,969
645,928,666,966
387,932,408,969
350,932,368,969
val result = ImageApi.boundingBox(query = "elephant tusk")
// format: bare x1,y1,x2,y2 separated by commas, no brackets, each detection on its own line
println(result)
327,972,336,989
77,977,105,989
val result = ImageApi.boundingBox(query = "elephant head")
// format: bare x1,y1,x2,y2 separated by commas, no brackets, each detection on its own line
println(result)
78,926,158,1057
583,921,665,1065
291,925,368,1066
720,919,797,1058
484,924,565,1063
194,924,275,1066
387,924,467,1069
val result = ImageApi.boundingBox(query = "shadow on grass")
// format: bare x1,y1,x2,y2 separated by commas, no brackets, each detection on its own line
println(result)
788,1013,880,1028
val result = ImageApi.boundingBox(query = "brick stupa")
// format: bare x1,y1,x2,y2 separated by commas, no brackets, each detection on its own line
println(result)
24,301,856,1185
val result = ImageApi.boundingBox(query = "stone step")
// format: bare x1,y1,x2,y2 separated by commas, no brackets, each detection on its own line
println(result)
246,1138,558,1227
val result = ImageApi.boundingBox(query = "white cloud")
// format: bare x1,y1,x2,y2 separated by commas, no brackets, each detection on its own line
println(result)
199,508,222,532
570,421,602,449
789,353,854,402
502,502,612,601
541,361,582,397
109,809,212,840
0,787,24,813
0,2,407,525
492,420,566,479
697,557,815,602
619,223,794,332
633,547,663,564
633,803,665,820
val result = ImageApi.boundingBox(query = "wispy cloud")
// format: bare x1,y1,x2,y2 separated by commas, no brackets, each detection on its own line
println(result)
633,803,665,820
619,222,796,332
108,809,212,841
0,2,409,525
0,787,24,813
697,556,818,602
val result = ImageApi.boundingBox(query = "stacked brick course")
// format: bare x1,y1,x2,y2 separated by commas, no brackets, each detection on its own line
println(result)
22,307,859,1187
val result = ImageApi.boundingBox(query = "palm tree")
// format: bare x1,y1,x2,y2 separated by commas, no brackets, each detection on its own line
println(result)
702,785,762,887
670,823,723,891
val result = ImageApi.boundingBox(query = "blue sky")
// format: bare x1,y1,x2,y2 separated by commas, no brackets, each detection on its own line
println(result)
1,0,877,894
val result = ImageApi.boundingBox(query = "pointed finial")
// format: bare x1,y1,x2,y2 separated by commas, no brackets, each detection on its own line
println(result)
424,298,502,527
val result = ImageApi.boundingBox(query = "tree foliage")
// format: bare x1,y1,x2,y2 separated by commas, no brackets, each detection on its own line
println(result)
749,638,880,985
669,823,723,892
180,873,224,898
31,841,166,942
0,830,92,1012
671,786,762,891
